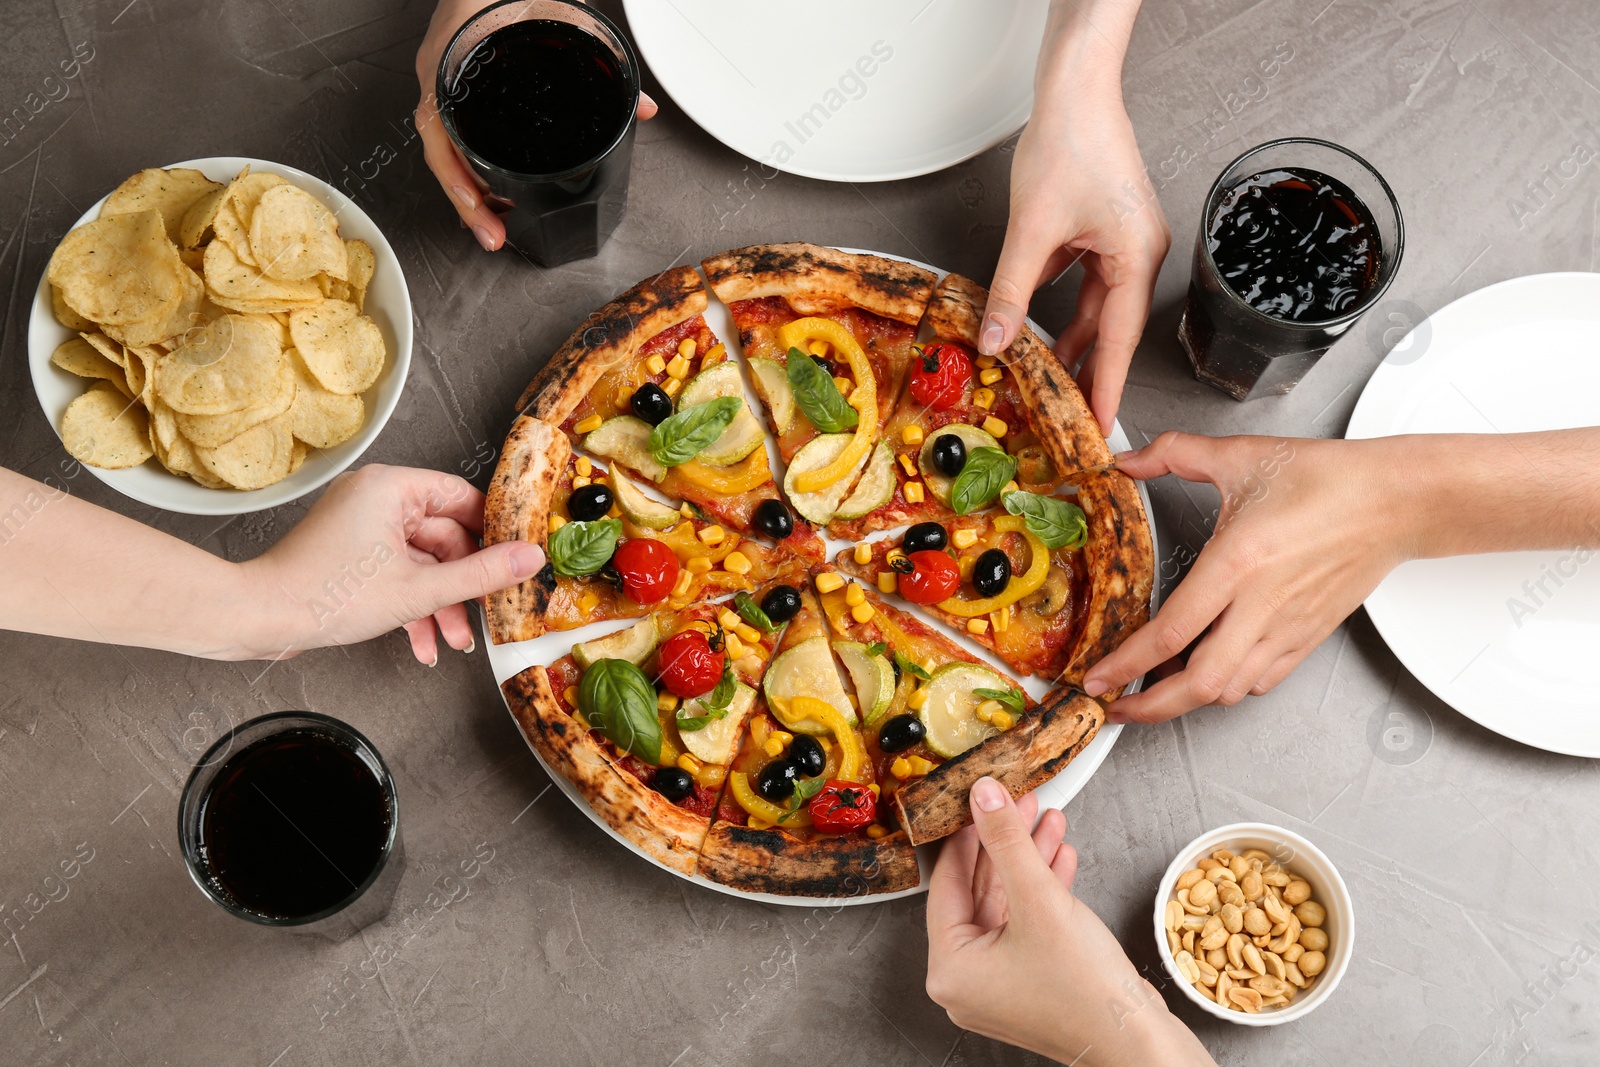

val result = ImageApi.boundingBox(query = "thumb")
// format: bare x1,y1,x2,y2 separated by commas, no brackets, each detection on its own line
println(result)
414,541,545,609
980,222,1056,356
1113,431,1229,484
968,777,1055,905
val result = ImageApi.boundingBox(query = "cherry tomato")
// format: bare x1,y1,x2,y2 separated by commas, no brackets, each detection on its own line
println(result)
657,630,725,699
907,343,973,411
899,549,959,604
808,780,877,833
611,538,679,605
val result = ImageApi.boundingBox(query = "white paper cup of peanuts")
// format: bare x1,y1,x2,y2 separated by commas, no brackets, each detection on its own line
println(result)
1153,822,1353,1027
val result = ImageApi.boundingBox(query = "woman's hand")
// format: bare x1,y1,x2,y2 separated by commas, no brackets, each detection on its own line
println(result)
240,465,544,665
414,0,657,251
927,779,1214,1066
980,0,1169,436
1083,433,1419,722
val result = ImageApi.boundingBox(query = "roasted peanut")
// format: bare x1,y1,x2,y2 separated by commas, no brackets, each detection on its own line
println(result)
1164,899,1183,932
1263,951,1287,980
1240,869,1264,900
1189,878,1218,909
1197,959,1220,986
1250,975,1289,998
1283,879,1312,905
1285,961,1307,988
1174,950,1201,984
1299,950,1326,977
1176,868,1205,891
1226,933,1246,970
1299,927,1329,953
1243,907,1271,936
1219,902,1244,934
1295,900,1327,928
1242,942,1266,976
1217,881,1246,907
1283,943,1305,964
1206,948,1227,970
1228,987,1263,1013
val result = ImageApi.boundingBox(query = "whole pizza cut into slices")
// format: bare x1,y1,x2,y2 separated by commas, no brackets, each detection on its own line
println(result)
701,243,935,535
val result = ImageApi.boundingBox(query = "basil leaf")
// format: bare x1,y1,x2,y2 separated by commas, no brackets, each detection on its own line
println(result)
786,347,858,433
779,776,829,822
675,703,729,732
733,590,775,633
705,659,737,711
974,686,1026,713
894,651,930,682
649,396,743,467
548,518,622,577
578,659,661,763
1002,491,1088,551
865,641,887,658
950,447,1017,515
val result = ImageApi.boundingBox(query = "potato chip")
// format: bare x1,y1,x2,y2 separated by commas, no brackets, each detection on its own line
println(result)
289,438,309,474
61,381,153,469
157,314,288,413
51,337,131,395
122,345,158,405
288,349,365,448
250,184,347,282
317,274,354,303
203,238,322,306
175,358,295,447
100,168,221,247
194,413,294,490
51,283,94,331
345,240,375,310
289,301,385,395
212,200,256,266
107,264,207,348
178,247,206,272
47,210,183,326
80,331,126,368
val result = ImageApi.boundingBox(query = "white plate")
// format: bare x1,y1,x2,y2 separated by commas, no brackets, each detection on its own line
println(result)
486,249,1158,904
28,156,413,516
621,0,1047,182
1347,272,1600,758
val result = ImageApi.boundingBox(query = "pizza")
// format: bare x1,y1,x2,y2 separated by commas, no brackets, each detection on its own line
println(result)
484,244,1154,897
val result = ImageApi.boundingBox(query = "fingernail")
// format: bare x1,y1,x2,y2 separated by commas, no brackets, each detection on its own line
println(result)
509,542,545,577
972,776,1007,812
1111,450,1135,465
1083,676,1108,698
452,184,479,210
979,316,1007,356
463,636,477,655
473,225,496,251
425,651,438,668
1106,710,1127,725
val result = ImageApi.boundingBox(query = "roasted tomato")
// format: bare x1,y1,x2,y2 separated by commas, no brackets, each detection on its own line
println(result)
658,629,724,698
907,343,973,411
899,550,960,604
808,780,877,833
611,538,679,605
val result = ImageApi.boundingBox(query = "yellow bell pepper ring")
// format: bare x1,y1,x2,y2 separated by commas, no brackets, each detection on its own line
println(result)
938,516,1050,617
778,318,879,493
780,696,867,782
674,450,772,493
731,771,809,826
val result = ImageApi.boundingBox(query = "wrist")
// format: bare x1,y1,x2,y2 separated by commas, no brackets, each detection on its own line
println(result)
1034,0,1140,103
221,558,303,661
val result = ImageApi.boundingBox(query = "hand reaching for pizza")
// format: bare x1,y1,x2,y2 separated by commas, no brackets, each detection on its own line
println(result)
926,779,1216,1066
415,0,658,251
979,0,1170,437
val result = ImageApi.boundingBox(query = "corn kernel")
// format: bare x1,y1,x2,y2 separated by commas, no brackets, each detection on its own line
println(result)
771,730,793,748
614,385,634,408
548,514,567,534
898,453,918,478
908,756,935,776
748,816,773,830
662,377,683,398
901,424,924,446
851,602,875,623
832,375,853,397
952,528,978,549
701,342,725,366
725,632,746,658
845,583,866,607
891,757,912,780
718,609,742,630
646,354,667,375
908,687,929,710
877,571,897,594
866,824,889,839
994,605,1011,633
608,505,622,519
973,387,995,410
976,699,1002,722
672,570,694,597
959,555,976,581
1002,480,1019,494
575,457,592,478
685,557,713,575
967,618,990,635
979,367,1004,386
807,340,829,358
976,355,998,370
665,354,690,380
751,716,771,746
563,686,578,707
657,692,679,712
853,542,873,565
574,413,604,435
722,551,752,576
866,782,880,796
571,476,591,490
695,764,727,789
578,590,599,614
698,525,725,545
885,548,909,570
982,415,1008,438
815,571,844,594
903,481,925,504
762,737,784,757
677,337,697,360
992,710,1015,731
735,623,762,644
677,753,702,774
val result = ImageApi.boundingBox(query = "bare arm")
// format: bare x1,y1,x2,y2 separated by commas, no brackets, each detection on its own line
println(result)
0,464,543,663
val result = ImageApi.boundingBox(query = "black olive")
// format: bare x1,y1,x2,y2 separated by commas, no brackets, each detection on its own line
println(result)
631,382,674,425
753,498,794,540
653,767,695,801
535,562,557,590
878,714,926,753
788,735,825,777
903,522,948,554
567,483,613,522
931,433,967,477
973,548,1011,598
761,584,802,624
756,759,799,801
598,562,623,590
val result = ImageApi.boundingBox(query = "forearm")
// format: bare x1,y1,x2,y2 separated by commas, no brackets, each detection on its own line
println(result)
0,469,265,658
1042,1003,1215,1067
1036,0,1144,104
1388,429,1600,558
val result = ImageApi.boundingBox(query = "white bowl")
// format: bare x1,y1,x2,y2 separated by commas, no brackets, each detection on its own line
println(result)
27,156,412,516
1153,822,1354,1027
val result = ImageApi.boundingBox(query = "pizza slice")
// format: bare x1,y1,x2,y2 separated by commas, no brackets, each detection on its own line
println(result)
486,442,811,642
694,581,920,896
500,578,795,875
512,265,821,560
830,272,1115,540
701,243,935,531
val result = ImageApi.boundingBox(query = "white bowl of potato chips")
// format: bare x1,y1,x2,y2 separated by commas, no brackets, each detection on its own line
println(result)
28,156,411,515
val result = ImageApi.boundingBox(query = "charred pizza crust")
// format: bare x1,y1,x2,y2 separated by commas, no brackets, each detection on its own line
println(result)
1069,472,1154,697
484,415,569,644
696,823,920,897
701,242,935,326
892,688,1105,845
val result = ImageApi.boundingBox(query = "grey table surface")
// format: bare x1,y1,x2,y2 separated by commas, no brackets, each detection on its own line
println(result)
2,0,1598,1064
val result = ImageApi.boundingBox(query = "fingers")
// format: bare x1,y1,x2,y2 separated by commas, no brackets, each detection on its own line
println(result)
1054,270,1108,374
1032,806,1067,869
432,602,476,652
1079,255,1162,436
1110,431,1231,484
1108,604,1262,722
417,108,506,251
927,823,981,940
637,91,658,120
1050,840,1080,892
404,617,439,666
1251,648,1308,695
411,515,479,565
409,541,545,615
980,217,1058,355
967,777,1056,907
1083,552,1234,698
386,466,489,533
